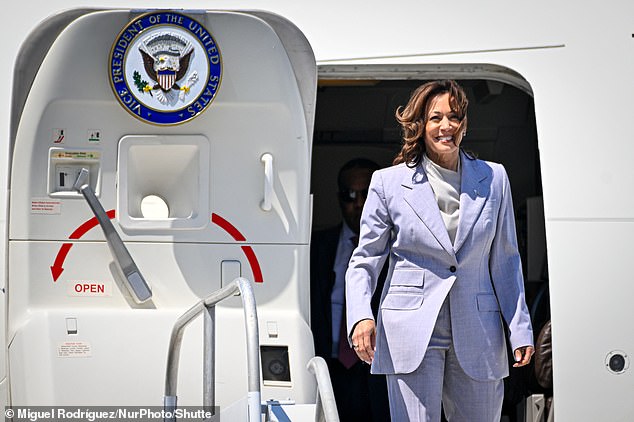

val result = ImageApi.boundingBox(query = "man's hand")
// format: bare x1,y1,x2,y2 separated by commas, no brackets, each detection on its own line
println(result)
513,345,534,367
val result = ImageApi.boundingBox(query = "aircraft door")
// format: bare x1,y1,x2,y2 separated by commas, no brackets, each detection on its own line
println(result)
8,9,316,410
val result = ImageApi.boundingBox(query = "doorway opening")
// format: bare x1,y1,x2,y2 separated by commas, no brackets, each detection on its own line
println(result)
310,64,550,418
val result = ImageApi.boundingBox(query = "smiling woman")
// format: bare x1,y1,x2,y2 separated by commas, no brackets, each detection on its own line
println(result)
422,93,464,170
394,79,468,171
344,79,534,422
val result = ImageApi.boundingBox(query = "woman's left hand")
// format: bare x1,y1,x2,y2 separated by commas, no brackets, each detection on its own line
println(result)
513,345,534,367
351,319,376,364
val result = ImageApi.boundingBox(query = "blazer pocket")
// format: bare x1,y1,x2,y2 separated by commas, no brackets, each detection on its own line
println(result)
390,269,425,287
381,293,424,310
477,293,500,312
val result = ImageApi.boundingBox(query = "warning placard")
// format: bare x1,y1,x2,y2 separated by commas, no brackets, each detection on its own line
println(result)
31,198,61,214
57,341,92,358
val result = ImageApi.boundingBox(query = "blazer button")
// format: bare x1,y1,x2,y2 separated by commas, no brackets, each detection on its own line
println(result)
449,265,457,273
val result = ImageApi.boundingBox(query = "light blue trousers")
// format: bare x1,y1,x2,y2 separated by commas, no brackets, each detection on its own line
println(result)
386,299,504,422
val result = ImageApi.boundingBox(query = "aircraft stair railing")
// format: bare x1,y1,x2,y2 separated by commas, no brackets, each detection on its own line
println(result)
306,357,340,422
263,356,339,422
163,277,260,422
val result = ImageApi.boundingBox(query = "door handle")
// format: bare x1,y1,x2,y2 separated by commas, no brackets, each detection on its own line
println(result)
260,153,273,212
73,168,152,303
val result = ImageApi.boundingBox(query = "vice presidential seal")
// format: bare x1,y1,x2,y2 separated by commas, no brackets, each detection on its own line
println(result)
109,11,222,125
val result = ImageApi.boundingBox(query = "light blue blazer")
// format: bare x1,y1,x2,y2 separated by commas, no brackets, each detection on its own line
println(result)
345,151,533,382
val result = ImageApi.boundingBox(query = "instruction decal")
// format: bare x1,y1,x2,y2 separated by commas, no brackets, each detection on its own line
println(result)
109,11,222,125
52,128,65,144
87,129,101,143
31,198,61,214
57,341,92,358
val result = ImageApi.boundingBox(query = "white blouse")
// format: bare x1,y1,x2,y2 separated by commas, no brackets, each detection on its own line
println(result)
423,154,462,244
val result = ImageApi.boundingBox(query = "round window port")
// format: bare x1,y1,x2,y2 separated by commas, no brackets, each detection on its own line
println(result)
140,194,169,219
606,350,629,374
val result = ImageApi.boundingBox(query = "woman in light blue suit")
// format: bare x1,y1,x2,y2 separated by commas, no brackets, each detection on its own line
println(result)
345,80,534,421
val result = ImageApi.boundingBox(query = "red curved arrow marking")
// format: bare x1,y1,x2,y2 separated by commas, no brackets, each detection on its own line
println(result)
69,210,116,239
212,213,263,283
211,213,246,241
52,210,264,284
240,246,264,283
51,243,72,281
51,210,116,282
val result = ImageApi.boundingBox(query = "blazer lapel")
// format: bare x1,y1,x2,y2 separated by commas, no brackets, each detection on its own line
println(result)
402,165,455,256
453,153,491,253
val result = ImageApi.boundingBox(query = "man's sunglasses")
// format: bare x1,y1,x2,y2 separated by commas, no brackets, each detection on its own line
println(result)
338,189,368,203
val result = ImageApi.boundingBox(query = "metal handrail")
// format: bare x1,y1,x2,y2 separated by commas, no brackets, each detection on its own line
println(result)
306,357,340,422
163,277,261,422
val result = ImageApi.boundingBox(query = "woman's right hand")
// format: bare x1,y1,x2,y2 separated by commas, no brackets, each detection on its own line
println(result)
351,318,376,364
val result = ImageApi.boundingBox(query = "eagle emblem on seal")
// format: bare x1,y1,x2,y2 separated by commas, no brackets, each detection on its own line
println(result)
136,32,200,104
110,10,222,125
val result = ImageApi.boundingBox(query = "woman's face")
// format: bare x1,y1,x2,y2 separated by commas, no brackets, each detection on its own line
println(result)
423,92,463,160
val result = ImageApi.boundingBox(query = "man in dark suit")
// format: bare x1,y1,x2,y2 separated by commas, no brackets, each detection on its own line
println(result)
310,158,390,421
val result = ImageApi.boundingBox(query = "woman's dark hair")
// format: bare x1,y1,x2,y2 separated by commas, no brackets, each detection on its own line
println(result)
393,80,468,167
